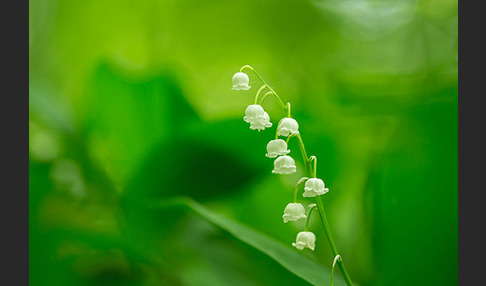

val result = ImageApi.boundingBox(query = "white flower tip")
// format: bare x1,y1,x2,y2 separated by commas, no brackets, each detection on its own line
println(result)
232,85,251,91
292,242,305,250
333,255,342,267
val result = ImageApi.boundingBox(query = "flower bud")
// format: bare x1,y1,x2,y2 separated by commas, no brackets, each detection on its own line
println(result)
232,72,251,90
277,118,299,137
282,203,307,223
265,139,290,158
292,231,316,251
303,178,329,197
272,155,297,174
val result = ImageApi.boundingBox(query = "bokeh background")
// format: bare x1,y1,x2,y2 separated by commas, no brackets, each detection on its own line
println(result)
29,0,458,285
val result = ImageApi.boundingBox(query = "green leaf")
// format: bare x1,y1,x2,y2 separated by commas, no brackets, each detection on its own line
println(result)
151,197,348,286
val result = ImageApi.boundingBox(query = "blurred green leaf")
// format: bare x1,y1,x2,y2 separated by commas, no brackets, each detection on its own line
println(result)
151,197,348,286
83,63,199,186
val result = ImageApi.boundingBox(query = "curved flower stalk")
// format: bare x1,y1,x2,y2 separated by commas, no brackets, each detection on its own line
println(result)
232,65,354,286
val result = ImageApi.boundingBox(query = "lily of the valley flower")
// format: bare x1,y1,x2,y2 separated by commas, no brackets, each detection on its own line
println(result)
250,112,272,131
243,104,272,131
272,155,297,174
292,231,316,251
265,139,290,158
232,72,251,90
244,104,265,120
277,117,299,137
303,178,329,197
282,203,307,223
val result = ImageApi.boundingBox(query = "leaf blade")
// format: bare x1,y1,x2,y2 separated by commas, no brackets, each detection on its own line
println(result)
153,197,347,286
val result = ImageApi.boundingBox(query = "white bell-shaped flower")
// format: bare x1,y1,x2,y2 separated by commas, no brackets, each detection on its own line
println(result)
244,104,265,121
232,72,251,90
303,178,329,197
292,231,316,251
265,139,290,158
277,117,299,137
243,105,272,131
282,203,307,223
249,112,272,131
272,155,297,174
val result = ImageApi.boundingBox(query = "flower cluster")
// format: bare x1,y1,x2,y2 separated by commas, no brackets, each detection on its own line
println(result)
243,104,272,131
232,68,331,251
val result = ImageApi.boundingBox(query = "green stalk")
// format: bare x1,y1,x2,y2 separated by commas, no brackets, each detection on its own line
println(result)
295,128,354,286
294,177,309,203
293,183,299,203
275,118,284,139
254,85,268,104
241,65,287,109
296,134,354,286
315,196,353,285
258,91,273,104
304,204,318,231
331,255,342,286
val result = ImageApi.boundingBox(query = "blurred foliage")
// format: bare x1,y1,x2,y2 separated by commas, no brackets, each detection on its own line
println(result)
29,0,457,285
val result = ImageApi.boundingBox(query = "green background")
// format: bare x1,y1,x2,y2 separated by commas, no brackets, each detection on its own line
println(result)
29,0,458,285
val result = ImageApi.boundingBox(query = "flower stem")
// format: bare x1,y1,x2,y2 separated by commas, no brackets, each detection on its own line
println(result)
296,135,354,286
241,65,287,112
254,85,268,104
259,91,286,111
310,156,317,178
293,184,299,203
331,255,342,286
315,196,353,285
259,91,286,110
294,177,309,203
275,118,285,139
304,204,318,231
